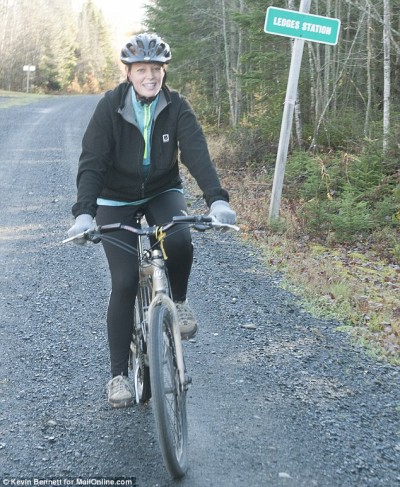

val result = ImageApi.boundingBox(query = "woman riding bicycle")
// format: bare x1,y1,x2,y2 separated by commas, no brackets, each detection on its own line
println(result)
67,32,236,408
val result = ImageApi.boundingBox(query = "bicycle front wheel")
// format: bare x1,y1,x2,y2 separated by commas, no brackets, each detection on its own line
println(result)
149,299,188,478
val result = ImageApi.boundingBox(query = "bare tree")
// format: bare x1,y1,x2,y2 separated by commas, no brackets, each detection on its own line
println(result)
287,0,303,148
364,2,372,138
383,0,391,155
309,9,368,151
221,0,244,126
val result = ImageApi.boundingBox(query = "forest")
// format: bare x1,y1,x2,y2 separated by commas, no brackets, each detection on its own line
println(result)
144,0,400,253
0,0,119,93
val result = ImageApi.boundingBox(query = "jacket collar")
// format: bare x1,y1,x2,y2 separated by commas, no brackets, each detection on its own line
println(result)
118,84,170,125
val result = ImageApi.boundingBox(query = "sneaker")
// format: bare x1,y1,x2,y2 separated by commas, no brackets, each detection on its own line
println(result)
175,300,198,340
106,375,134,408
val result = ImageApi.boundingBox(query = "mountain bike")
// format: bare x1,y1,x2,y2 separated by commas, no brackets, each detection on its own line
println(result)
63,214,239,478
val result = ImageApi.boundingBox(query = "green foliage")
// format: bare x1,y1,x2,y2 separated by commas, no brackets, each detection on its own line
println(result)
346,150,384,194
328,187,372,241
302,109,367,151
300,198,332,234
284,147,399,243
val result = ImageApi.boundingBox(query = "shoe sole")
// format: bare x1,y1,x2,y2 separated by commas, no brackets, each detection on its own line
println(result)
180,325,198,341
108,397,134,409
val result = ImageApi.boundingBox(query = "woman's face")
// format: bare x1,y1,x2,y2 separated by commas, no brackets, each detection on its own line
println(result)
127,62,165,98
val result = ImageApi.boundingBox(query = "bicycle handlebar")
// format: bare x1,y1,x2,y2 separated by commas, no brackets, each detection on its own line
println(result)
63,215,239,244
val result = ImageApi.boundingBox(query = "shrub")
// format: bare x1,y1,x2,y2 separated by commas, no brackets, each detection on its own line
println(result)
328,187,373,241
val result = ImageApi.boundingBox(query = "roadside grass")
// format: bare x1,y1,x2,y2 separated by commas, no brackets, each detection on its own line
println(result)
0,89,50,108
220,168,400,365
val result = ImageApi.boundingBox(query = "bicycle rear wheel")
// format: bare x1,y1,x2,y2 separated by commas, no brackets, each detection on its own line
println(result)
131,293,151,403
149,299,188,478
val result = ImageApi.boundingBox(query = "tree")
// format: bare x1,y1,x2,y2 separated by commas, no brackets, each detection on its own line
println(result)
383,0,391,156
0,0,119,93
75,0,119,91
146,0,246,126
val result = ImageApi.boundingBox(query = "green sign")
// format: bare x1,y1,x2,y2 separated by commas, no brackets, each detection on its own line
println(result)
264,7,341,45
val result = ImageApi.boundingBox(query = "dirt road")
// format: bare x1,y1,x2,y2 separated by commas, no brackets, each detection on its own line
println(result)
0,95,399,486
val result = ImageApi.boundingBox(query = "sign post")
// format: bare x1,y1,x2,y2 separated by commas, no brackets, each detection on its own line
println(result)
23,65,36,93
265,3,340,221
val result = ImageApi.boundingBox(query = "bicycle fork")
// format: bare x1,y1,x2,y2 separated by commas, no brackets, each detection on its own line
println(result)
149,251,187,392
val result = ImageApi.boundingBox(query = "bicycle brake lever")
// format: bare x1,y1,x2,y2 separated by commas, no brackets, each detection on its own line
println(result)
193,223,212,232
211,222,240,232
62,232,86,244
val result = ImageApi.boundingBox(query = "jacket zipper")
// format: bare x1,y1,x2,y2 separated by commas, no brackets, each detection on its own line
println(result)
143,104,151,160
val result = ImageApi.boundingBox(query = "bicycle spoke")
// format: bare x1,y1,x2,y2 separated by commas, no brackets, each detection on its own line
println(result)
149,301,188,478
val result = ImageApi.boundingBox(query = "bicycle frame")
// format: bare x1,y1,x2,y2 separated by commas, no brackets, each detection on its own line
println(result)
136,230,186,390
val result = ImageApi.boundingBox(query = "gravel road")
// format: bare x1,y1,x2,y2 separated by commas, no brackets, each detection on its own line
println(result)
0,95,399,487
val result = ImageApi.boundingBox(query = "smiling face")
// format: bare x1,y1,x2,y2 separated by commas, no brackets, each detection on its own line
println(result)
126,62,165,98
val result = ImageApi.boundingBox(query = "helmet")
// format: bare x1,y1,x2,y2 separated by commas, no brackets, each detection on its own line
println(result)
120,33,171,65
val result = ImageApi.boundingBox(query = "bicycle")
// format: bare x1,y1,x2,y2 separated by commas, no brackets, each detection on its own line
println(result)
63,213,239,479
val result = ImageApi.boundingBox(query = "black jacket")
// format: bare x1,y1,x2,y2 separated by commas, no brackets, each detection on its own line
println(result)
72,83,229,217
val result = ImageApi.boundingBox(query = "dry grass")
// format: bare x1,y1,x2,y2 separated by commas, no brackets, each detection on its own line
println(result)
0,90,49,108
218,167,400,365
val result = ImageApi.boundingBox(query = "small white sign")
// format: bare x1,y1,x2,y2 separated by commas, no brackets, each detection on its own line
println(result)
23,65,36,71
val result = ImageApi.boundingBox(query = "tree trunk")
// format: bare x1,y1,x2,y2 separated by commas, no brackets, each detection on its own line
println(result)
221,0,235,126
383,0,391,156
288,0,303,148
364,2,372,138
221,0,243,127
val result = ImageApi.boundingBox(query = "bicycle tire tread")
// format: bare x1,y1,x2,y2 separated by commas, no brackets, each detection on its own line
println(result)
149,301,188,478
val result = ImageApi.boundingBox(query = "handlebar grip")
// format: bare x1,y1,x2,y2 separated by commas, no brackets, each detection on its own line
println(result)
172,215,212,223
98,223,123,233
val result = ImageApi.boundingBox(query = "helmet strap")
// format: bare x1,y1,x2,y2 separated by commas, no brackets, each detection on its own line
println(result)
134,89,158,105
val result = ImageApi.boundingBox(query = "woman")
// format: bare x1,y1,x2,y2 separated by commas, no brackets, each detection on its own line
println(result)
67,32,236,408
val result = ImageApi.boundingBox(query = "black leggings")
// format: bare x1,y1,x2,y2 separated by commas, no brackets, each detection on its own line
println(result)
96,191,193,377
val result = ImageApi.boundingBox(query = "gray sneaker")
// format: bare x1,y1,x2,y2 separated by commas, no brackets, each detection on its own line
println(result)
175,300,198,340
107,375,134,408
